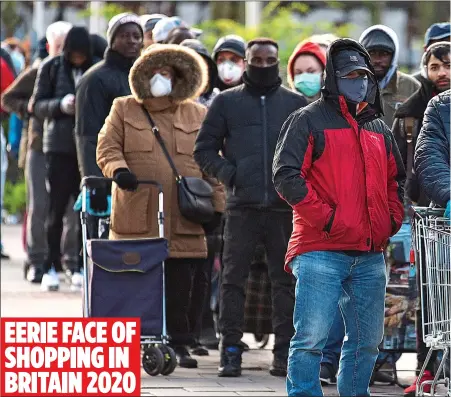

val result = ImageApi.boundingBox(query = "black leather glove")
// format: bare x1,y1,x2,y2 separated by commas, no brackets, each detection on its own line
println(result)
113,168,138,191
89,185,109,212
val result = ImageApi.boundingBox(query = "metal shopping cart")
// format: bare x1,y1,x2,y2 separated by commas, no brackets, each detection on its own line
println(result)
80,176,177,377
411,207,451,396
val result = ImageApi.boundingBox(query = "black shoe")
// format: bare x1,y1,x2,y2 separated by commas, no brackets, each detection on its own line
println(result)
173,346,198,368
372,369,394,384
269,355,287,377
26,264,44,283
190,342,209,356
1,251,10,259
218,346,242,377
320,363,337,386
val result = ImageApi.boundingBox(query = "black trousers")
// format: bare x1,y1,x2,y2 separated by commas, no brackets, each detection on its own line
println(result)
45,153,81,273
219,208,295,356
165,258,204,346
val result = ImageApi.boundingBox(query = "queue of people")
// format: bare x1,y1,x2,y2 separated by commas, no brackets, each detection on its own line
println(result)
1,12,450,397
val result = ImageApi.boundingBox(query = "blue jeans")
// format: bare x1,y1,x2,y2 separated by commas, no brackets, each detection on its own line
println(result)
287,251,387,397
321,305,345,373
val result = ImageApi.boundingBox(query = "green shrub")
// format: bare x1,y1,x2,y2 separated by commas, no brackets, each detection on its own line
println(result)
3,178,26,216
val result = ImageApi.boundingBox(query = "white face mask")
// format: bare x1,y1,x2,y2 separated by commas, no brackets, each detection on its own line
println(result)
150,73,172,97
217,61,243,84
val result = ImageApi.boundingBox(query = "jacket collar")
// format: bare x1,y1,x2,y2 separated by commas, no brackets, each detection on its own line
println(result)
380,71,398,95
104,49,137,72
143,96,177,113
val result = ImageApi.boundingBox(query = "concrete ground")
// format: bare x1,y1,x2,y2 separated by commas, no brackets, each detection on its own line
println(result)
2,224,420,396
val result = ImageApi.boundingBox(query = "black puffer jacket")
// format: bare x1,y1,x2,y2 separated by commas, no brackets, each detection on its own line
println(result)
74,49,137,178
414,89,450,208
194,73,307,211
30,27,97,156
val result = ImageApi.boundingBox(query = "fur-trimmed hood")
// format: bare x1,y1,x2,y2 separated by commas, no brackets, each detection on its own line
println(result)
129,44,208,103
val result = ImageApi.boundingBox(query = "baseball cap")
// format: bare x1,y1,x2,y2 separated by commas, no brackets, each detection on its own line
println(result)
424,22,451,47
212,35,246,60
140,14,167,33
333,49,373,78
152,16,202,43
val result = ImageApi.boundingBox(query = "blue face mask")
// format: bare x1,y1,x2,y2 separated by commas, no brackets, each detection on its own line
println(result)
337,76,368,103
294,72,322,97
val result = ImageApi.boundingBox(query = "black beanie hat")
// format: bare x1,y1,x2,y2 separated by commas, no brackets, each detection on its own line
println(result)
107,13,143,47
63,26,92,58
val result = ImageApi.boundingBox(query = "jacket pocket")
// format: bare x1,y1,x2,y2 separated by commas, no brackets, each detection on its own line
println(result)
174,121,199,155
110,186,150,235
323,205,346,238
124,117,154,153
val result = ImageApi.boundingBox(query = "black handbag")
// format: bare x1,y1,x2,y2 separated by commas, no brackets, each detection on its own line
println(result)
141,106,214,224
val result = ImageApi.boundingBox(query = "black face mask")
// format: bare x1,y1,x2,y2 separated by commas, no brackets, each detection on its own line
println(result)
246,63,280,87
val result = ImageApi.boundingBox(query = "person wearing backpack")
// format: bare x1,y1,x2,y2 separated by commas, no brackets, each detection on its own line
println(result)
30,26,99,292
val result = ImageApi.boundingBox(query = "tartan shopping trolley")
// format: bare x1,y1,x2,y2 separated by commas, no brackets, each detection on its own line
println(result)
411,207,450,396
80,176,177,377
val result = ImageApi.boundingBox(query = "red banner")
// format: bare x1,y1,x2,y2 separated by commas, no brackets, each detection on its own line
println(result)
1,318,141,396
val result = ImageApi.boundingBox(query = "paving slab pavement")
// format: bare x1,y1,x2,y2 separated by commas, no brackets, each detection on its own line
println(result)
1,224,418,396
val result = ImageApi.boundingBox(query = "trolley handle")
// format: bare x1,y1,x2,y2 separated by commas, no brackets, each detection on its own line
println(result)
81,176,163,193
410,206,446,218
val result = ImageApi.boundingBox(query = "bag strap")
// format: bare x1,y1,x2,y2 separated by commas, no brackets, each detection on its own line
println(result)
141,105,181,182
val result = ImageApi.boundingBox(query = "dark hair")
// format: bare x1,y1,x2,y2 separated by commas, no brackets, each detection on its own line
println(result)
247,38,278,50
165,27,194,45
425,42,450,65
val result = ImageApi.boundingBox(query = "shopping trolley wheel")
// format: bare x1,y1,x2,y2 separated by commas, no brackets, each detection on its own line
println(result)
142,346,165,376
159,345,177,376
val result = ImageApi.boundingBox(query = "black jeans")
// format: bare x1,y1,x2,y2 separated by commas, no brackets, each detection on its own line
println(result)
219,208,295,356
165,258,204,346
45,153,81,273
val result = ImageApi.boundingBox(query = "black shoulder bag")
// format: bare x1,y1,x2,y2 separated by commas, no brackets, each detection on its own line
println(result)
141,105,214,224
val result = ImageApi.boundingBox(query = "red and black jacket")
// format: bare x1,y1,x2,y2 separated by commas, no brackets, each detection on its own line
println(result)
272,39,406,270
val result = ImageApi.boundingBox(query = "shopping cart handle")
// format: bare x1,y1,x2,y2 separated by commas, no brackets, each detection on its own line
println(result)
135,180,164,193
410,206,446,217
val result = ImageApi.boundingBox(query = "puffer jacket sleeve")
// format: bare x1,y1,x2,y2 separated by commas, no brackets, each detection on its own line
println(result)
75,73,110,178
384,125,406,235
29,58,63,120
272,110,334,231
96,98,128,178
414,95,450,208
194,94,237,188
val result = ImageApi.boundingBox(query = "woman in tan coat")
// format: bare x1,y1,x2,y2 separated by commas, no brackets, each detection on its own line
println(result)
96,44,224,368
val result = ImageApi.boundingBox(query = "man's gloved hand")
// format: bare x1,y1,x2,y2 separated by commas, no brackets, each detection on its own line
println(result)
60,94,75,115
444,200,450,219
113,168,138,191
89,185,109,213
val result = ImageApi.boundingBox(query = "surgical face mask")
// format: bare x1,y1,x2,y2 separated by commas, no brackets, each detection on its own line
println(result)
294,72,322,97
217,61,243,84
10,49,25,74
150,73,172,97
336,76,369,103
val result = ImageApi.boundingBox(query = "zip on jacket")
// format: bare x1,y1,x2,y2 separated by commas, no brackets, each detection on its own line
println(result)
261,95,269,207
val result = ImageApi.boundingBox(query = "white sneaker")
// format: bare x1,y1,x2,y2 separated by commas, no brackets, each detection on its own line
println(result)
40,269,59,291
70,272,83,291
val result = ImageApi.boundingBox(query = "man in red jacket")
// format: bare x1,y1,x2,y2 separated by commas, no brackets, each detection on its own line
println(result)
273,38,405,396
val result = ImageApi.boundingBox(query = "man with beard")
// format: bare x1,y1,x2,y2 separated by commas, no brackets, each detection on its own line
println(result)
392,41,450,397
74,13,143,238
194,38,307,378
412,23,450,81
